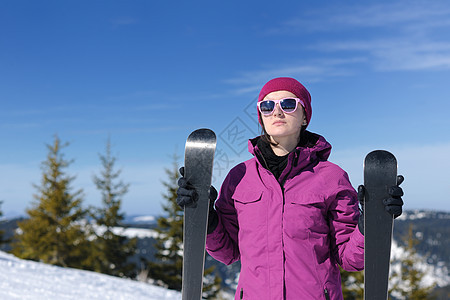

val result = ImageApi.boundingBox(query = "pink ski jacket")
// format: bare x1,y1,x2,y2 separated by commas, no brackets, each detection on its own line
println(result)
206,133,364,300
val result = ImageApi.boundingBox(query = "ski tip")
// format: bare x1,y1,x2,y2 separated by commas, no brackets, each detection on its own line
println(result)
187,128,217,141
366,149,394,157
364,150,396,162
190,128,216,135
185,128,217,152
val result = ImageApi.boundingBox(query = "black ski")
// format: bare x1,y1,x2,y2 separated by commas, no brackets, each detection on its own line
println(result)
363,150,397,300
182,128,217,300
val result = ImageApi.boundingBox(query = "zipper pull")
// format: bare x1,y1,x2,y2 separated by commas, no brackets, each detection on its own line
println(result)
240,288,244,299
324,288,330,300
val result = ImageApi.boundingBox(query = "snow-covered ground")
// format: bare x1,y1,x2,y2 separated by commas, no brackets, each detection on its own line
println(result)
0,251,181,300
390,239,449,290
2,216,447,299
1,242,448,300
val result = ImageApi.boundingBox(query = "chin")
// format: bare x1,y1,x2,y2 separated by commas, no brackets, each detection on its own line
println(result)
268,129,296,137
268,129,301,141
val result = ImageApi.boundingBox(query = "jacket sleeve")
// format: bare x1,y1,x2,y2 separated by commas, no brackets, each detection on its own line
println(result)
205,168,241,265
327,172,364,272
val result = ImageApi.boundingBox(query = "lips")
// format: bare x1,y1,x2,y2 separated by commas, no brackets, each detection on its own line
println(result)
272,121,286,125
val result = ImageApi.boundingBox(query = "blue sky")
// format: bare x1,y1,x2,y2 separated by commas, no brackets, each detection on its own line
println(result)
1,0,449,217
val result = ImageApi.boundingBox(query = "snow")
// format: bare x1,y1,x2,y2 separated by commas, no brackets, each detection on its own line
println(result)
86,222,159,240
398,210,450,220
1,240,447,300
0,251,181,300
93,225,159,239
120,227,159,239
390,240,449,289
132,215,156,223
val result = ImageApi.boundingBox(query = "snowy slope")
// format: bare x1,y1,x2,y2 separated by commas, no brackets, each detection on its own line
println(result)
0,251,181,300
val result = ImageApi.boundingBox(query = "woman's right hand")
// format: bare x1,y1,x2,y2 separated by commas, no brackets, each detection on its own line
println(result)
176,166,219,233
176,167,198,208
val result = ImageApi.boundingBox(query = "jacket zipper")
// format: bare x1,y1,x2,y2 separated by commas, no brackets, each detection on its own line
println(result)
324,288,330,300
256,145,298,300
280,151,296,187
279,154,295,300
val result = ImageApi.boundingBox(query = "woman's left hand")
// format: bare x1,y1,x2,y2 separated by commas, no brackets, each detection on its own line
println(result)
357,175,405,235
383,175,404,218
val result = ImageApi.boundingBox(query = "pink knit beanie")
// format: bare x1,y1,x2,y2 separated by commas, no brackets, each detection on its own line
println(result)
257,77,312,128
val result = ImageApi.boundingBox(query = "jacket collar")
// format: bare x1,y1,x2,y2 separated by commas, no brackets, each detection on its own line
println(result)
248,131,332,182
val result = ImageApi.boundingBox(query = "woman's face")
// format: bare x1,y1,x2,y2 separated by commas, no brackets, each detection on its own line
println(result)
261,90,306,143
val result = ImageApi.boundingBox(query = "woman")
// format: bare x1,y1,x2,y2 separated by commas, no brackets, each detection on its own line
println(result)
177,77,404,300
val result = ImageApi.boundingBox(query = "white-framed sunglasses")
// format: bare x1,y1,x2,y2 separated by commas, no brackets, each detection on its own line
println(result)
257,97,305,116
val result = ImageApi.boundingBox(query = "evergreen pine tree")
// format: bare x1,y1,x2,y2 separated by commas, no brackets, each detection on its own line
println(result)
340,267,364,300
145,155,221,298
12,136,90,269
90,138,137,278
389,224,436,299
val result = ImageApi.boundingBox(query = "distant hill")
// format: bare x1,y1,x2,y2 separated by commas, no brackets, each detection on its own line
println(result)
393,210,449,270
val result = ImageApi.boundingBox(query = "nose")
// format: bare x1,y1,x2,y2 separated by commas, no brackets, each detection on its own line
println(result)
273,103,284,116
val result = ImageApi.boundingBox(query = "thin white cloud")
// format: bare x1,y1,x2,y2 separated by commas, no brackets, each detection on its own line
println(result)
111,17,138,26
69,125,185,136
313,38,450,71
0,106,79,117
224,57,366,93
0,122,42,129
225,65,326,85
274,1,450,33
266,1,450,72
329,2,450,29
106,90,158,102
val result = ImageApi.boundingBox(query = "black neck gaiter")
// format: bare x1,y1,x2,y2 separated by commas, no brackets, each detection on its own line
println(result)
256,138,290,180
